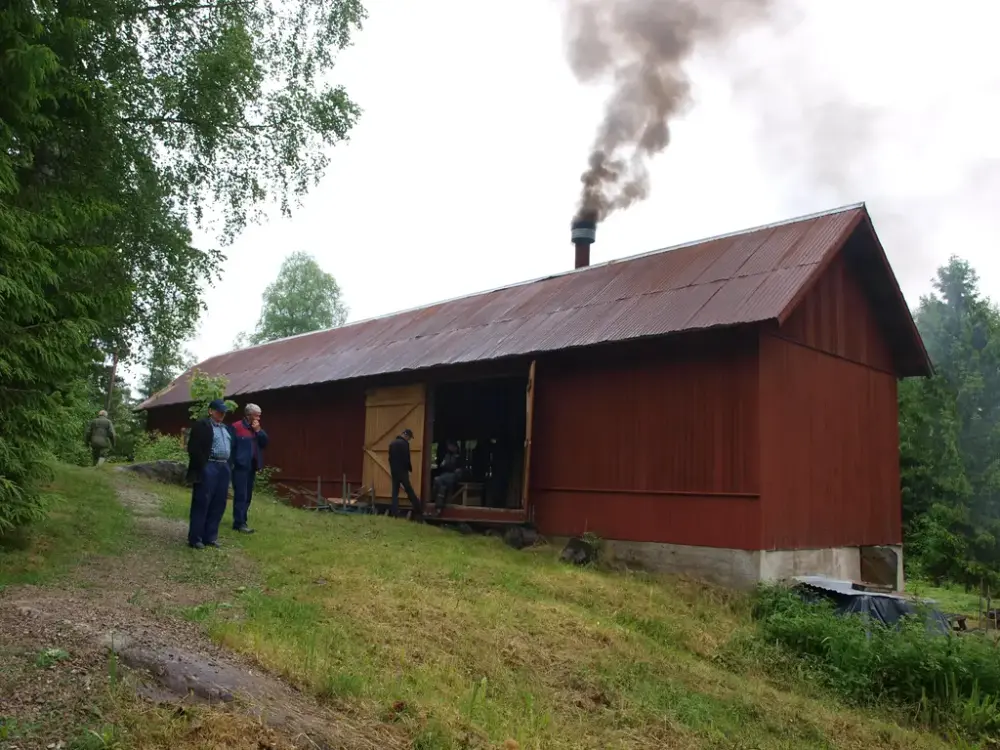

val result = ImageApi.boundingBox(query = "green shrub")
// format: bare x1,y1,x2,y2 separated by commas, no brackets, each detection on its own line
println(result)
752,585,1000,739
132,431,187,464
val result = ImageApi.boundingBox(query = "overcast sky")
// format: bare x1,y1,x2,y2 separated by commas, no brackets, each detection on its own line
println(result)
176,0,1000,367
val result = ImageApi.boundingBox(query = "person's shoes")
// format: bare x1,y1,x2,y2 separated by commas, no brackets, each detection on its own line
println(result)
205,540,222,548
234,525,255,534
189,541,205,550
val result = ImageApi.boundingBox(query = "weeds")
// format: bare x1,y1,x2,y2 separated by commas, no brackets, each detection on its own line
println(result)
35,647,71,667
751,585,1000,740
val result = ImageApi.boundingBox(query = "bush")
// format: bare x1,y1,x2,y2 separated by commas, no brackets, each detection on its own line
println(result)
132,431,187,464
752,585,1000,739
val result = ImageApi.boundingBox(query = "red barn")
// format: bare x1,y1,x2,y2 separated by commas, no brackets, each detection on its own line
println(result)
140,203,930,589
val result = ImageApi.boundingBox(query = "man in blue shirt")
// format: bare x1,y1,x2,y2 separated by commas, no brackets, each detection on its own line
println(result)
185,398,236,549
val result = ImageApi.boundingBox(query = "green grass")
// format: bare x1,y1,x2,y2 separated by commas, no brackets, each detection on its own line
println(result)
152,482,960,750
1,467,976,749
0,464,134,587
908,578,987,618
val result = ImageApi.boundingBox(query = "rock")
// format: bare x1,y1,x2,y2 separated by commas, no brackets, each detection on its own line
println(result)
116,460,187,486
560,537,599,566
503,526,539,550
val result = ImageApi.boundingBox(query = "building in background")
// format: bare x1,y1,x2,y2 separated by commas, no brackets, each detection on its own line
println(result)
139,203,930,589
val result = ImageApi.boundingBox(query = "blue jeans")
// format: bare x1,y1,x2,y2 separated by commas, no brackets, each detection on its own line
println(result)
188,461,230,545
232,468,255,529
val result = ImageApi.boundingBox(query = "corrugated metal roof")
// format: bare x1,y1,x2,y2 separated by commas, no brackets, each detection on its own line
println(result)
140,203,913,410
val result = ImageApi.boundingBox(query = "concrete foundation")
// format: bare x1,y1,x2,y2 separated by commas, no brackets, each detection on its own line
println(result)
590,539,904,591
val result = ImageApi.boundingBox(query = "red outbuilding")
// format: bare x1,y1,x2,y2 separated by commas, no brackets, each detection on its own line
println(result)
140,203,930,588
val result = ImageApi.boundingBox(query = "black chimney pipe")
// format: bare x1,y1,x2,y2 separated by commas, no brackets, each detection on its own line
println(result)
571,215,597,269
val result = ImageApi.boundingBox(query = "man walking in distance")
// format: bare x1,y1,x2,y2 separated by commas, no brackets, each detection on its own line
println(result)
185,399,235,549
231,403,269,534
388,428,422,519
85,409,116,466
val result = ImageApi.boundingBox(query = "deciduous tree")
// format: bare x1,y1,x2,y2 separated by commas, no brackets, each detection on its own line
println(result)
241,251,349,345
0,0,365,531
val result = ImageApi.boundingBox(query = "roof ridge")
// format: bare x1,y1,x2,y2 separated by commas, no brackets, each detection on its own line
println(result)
205,203,867,362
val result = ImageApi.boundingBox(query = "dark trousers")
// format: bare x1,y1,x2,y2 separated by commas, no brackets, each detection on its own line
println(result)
91,446,105,466
232,468,255,529
188,461,230,545
390,472,421,517
433,472,458,512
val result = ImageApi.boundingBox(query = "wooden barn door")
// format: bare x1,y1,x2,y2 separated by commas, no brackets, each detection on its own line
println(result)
362,384,426,505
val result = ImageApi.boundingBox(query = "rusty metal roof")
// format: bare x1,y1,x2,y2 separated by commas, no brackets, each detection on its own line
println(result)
140,203,929,410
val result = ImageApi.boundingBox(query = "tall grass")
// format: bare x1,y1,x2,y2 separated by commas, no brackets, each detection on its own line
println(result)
751,585,1000,740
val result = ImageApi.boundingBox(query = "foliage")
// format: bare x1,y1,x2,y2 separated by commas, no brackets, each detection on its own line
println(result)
187,369,237,421
131,431,187,464
0,0,365,532
901,257,1000,589
239,251,348,346
52,362,146,467
751,586,1000,740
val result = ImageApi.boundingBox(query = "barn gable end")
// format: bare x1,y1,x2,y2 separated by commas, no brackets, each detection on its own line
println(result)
756,222,909,581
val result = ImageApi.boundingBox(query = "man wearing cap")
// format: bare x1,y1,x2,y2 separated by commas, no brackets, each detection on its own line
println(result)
388,428,422,519
185,398,236,549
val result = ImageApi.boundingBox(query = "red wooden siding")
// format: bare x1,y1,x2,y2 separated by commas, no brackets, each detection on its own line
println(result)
530,332,762,549
144,404,190,435
759,244,903,550
255,383,366,489
758,333,901,549
779,252,896,373
145,382,367,493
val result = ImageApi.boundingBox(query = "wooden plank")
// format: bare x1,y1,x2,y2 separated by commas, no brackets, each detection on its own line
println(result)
361,384,426,505
522,360,536,515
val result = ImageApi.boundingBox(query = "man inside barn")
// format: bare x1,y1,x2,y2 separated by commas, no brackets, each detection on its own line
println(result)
388,428,422,519
432,440,463,516
230,403,269,534
185,399,235,549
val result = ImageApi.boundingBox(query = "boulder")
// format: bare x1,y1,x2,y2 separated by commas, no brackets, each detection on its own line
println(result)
116,460,187,486
560,536,599,566
503,526,540,550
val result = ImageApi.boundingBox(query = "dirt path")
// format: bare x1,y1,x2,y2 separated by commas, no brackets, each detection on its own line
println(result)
0,479,405,750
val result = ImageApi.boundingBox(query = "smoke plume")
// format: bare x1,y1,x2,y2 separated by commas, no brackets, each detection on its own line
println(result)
563,0,774,222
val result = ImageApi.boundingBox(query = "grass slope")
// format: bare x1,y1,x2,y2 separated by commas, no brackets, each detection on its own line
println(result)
149,481,960,750
0,466,305,749
0,465,133,588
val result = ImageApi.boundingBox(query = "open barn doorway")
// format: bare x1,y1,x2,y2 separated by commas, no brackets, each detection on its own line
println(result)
427,364,535,519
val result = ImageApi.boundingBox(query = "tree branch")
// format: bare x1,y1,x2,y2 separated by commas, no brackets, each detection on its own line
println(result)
122,116,274,132
134,0,253,14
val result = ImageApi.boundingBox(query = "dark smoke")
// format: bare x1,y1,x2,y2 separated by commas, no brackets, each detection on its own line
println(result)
563,0,774,222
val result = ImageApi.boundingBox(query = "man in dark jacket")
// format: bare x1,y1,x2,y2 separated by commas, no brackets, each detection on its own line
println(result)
230,402,269,534
432,441,463,516
185,399,235,549
388,428,422,518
